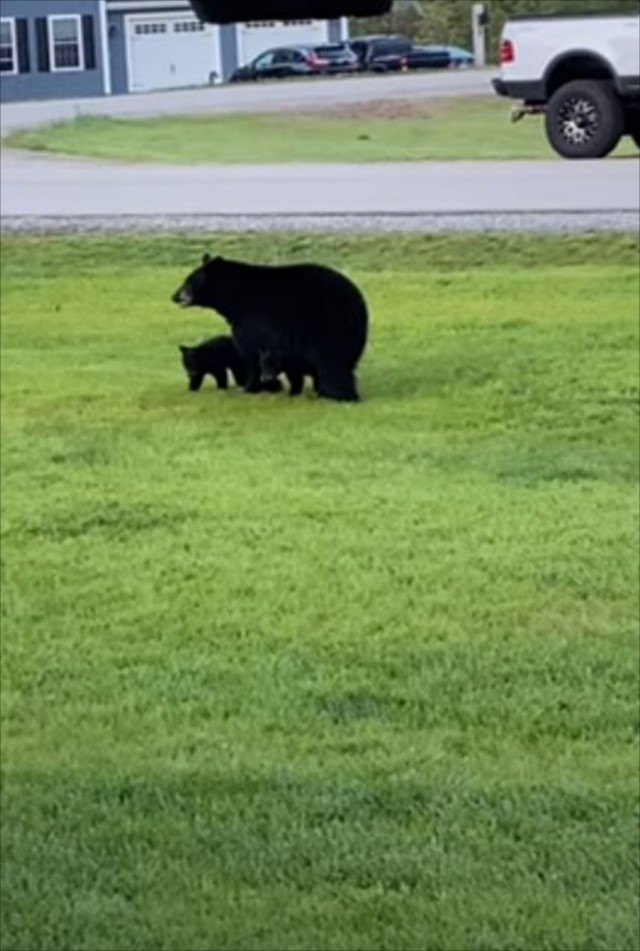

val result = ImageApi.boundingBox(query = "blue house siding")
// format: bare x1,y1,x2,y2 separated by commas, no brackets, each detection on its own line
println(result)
0,0,105,101
328,19,345,43
106,10,128,94
1,3,348,101
218,24,237,81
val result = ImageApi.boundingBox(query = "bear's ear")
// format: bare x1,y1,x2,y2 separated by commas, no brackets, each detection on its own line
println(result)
202,253,212,265
179,344,187,353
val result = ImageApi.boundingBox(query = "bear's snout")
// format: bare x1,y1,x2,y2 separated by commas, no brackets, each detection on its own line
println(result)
172,286,192,306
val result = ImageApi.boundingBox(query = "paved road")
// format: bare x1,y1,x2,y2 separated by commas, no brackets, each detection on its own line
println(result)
0,69,494,134
2,149,638,217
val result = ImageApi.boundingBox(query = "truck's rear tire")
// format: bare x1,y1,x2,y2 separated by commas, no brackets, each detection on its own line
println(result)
545,79,624,159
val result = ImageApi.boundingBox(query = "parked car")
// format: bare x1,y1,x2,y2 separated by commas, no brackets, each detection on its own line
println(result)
312,43,360,74
442,45,474,68
349,34,412,72
404,45,451,70
229,44,357,82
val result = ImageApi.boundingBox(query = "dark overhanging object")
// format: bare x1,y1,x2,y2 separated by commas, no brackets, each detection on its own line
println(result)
189,0,393,23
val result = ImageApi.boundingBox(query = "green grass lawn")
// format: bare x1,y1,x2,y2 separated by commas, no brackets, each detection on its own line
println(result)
1,232,639,951
6,95,639,163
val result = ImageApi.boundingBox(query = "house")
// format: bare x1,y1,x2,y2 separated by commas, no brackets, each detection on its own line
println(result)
0,0,348,101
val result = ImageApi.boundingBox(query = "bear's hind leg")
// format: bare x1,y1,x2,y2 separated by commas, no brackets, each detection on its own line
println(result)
317,367,360,403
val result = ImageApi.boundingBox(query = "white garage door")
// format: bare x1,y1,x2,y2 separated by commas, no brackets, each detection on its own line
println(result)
127,13,221,93
238,20,329,67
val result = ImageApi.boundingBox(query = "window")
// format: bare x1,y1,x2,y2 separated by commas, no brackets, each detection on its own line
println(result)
0,18,16,74
134,23,168,36
245,19,314,28
254,51,275,70
174,21,205,33
49,15,83,71
273,49,295,64
145,23,165,35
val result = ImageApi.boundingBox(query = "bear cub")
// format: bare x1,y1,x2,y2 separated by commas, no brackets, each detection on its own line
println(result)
179,336,248,391
259,349,317,397
179,336,285,394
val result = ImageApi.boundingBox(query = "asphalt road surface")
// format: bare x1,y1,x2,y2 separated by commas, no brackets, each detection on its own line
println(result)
2,149,638,219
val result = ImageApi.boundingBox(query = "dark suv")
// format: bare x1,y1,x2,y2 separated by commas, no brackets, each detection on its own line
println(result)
313,43,360,74
230,44,358,82
349,34,412,72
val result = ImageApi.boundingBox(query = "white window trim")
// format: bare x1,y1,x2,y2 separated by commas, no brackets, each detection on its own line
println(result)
0,17,17,76
48,14,84,73
98,0,112,95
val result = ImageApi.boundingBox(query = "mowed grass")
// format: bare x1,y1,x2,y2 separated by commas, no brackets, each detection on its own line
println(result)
1,232,639,951
7,95,639,163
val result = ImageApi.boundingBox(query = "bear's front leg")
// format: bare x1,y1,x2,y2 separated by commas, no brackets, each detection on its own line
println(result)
232,333,262,393
285,368,304,397
233,321,280,394
261,379,284,393
214,369,229,390
243,354,265,393
258,350,284,393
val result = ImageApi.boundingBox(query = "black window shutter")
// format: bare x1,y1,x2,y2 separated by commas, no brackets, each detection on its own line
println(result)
82,15,96,70
16,19,30,73
35,17,49,72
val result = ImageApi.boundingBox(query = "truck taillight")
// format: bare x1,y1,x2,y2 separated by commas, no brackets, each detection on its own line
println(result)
500,39,515,64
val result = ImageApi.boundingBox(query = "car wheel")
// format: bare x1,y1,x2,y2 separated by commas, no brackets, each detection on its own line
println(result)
545,79,625,159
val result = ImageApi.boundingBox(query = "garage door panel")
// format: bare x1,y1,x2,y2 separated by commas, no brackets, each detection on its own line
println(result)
239,20,328,66
128,14,220,92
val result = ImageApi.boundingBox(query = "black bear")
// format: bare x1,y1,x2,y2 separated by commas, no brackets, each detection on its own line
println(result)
179,337,310,396
179,336,249,391
172,254,368,402
259,349,318,397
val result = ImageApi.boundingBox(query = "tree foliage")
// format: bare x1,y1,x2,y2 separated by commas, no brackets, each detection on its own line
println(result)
350,0,640,60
